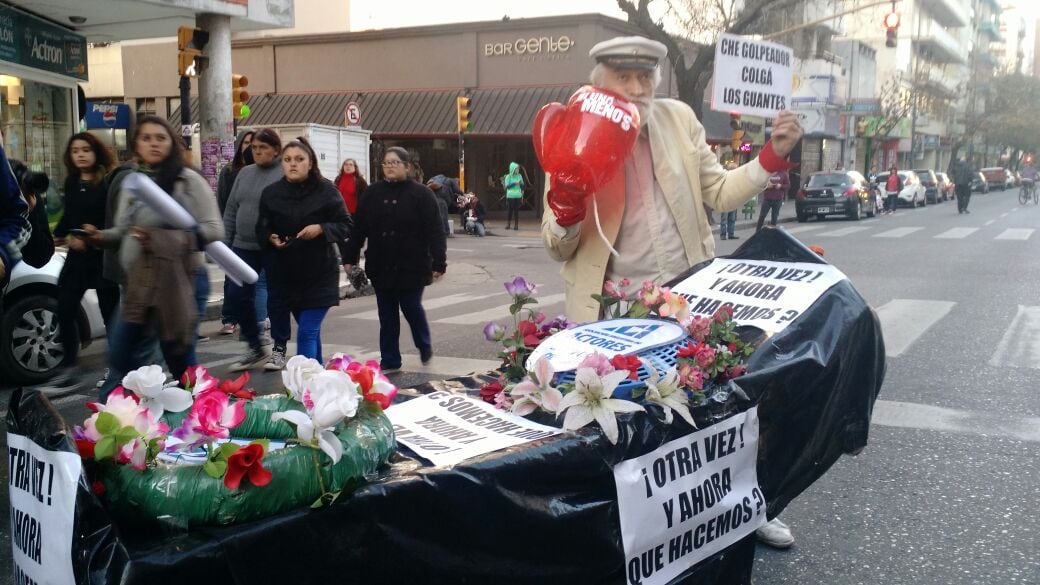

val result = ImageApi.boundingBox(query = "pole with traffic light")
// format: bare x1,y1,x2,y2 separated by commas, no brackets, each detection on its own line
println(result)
177,25,209,150
232,73,250,132
456,96,472,191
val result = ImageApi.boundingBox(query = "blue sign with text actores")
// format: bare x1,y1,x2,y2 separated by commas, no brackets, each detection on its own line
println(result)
84,102,130,129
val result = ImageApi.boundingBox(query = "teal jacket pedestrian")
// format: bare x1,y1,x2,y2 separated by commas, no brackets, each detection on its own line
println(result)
503,162,524,199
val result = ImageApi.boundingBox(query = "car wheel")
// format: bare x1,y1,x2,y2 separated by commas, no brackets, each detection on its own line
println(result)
816,214,826,221
848,202,862,221
0,295,67,385
796,212,808,223
867,200,876,218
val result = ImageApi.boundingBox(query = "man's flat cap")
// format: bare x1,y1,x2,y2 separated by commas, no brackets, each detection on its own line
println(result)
589,36,667,70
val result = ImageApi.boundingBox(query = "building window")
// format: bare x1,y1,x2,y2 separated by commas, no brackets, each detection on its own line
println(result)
136,97,156,122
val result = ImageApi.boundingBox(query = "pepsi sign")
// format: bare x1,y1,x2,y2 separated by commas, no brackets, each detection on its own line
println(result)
84,102,130,130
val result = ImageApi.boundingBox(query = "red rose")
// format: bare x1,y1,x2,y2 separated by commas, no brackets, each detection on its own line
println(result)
610,354,641,380
218,372,256,400
479,380,505,404
224,443,273,490
75,439,95,459
517,320,542,347
728,365,747,378
727,342,739,353
91,480,106,497
676,341,699,360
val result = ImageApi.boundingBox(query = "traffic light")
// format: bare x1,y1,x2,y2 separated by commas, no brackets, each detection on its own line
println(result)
884,12,900,48
456,96,472,133
177,26,208,77
729,113,745,151
232,74,250,120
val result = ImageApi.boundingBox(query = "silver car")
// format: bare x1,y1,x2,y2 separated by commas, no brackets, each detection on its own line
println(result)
1,254,106,384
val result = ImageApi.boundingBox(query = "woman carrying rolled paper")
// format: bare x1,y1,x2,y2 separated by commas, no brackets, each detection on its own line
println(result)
84,116,224,397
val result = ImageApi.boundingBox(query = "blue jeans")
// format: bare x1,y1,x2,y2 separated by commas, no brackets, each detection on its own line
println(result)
221,272,267,325
227,247,269,349
265,253,292,349
101,315,191,400
466,219,485,236
374,287,431,369
292,307,330,362
720,210,737,237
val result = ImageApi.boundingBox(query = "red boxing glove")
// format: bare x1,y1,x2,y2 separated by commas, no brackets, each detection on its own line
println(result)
547,178,589,227
533,86,641,226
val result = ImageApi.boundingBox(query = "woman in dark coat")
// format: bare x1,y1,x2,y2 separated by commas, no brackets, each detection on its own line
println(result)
341,147,447,373
256,137,351,363
53,133,119,374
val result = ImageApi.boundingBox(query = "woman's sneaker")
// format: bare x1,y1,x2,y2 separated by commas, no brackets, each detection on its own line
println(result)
229,347,268,372
220,323,238,335
265,346,287,371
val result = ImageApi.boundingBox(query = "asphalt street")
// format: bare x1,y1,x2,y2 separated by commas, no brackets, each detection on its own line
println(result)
2,188,1038,583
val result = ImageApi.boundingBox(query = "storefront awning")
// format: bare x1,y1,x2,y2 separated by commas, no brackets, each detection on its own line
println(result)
171,86,582,137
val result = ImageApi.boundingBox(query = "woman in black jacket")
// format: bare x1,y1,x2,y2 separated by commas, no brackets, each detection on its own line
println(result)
342,147,447,373
53,133,119,374
256,138,351,364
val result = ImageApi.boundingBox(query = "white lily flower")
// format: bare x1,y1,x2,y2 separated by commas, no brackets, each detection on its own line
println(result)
121,365,192,417
642,360,697,428
510,356,563,416
271,370,359,464
270,410,343,464
556,367,644,444
281,355,325,401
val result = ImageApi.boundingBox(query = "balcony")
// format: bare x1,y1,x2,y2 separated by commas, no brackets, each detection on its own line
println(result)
979,21,1003,42
974,48,1000,69
917,68,959,97
980,0,1001,14
913,21,968,65
803,0,843,35
920,0,970,28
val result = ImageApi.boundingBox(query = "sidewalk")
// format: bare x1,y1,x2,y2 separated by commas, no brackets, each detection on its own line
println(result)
482,199,799,239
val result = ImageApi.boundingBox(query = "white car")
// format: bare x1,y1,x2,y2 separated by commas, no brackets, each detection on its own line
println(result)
874,171,927,208
1,254,106,384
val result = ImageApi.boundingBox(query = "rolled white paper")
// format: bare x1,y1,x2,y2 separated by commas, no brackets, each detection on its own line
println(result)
124,172,258,285
123,173,197,230
204,241,258,285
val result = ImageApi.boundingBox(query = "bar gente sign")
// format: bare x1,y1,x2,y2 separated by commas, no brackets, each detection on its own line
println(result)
484,35,573,57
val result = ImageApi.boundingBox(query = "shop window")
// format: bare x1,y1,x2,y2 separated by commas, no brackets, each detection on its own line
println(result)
0,76,74,215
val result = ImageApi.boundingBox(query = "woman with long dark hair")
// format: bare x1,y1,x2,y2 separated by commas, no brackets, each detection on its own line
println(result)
342,147,446,373
334,158,368,215
257,137,351,364
51,133,119,379
85,115,223,396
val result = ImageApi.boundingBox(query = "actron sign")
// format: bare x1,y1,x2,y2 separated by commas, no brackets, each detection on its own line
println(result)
484,35,573,57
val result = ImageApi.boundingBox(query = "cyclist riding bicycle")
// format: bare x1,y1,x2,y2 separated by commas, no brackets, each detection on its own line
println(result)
1020,163,1037,204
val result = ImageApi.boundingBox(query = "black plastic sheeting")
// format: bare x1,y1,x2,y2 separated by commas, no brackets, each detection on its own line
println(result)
6,227,884,585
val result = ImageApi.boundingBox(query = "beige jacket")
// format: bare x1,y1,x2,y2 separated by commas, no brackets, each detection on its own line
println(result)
542,98,770,324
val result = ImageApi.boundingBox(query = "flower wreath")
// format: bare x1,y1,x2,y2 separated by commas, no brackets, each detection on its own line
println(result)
74,354,397,527
481,277,757,444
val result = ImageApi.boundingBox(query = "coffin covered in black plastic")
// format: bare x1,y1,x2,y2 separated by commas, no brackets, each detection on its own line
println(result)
6,227,884,585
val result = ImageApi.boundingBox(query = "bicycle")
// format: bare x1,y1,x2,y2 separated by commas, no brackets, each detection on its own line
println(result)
1020,179,1037,205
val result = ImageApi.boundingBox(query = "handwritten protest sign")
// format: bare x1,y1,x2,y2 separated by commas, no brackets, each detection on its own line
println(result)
614,407,764,585
671,258,846,333
526,318,687,372
711,34,794,119
7,433,81,585
386,391,561,466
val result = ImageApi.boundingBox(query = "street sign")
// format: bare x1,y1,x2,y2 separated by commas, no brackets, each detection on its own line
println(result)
345,102,361,126
845,99,881,114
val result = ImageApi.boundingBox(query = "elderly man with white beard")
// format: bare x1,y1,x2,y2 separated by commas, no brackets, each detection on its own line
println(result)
540,35,802,549
542,36,803,325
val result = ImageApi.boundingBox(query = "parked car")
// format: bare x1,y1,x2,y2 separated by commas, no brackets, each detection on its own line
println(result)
971,172,989,193
913,169,941,203
936,172,955,200
873,170,926,208
1,253,106,384
795,170,878,222
980,167,1014,191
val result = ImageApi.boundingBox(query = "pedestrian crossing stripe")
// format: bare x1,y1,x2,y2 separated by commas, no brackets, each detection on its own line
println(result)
873,227,923,238
934,227,978,239
435,293,567,324
873,299,956,357
989,306,1040,370
995,228,1033,241
339,292,502,320
817,226,871,237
